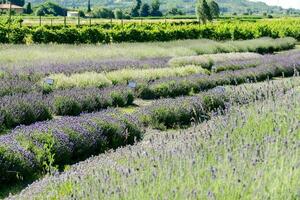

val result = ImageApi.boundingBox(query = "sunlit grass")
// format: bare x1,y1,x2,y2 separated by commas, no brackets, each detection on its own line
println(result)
0,37,294,67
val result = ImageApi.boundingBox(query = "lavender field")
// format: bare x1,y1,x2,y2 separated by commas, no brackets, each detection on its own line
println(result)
0,37,299,199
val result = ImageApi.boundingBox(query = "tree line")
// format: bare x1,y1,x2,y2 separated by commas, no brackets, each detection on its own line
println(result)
1,0,220,23
196,0,220,23
131,0,162,17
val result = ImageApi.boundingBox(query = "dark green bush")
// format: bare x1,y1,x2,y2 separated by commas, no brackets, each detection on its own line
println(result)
1,20,300,44
111,90,134,107
53,96,82,116
56,28,80,44
0,25,8,43
140,93,225,130
8,27,28,44
32,27,57,43
80,27,107,44
0,145,36,183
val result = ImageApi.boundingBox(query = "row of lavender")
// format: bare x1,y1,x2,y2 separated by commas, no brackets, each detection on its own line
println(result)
140,77,300,129
1,50,299,98
2,51,300,133
0,57,171,82
0,86,134,132
0,110,143,183
136,51,300,99
0,76,299,184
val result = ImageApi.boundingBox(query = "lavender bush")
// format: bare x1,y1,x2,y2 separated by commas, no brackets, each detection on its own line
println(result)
137,51,300,99
0,57,170,83
9,80,300,200
0,94,52,132
0,76,298,185
0,110,143,183
49,86,134,116
0,79,40,97
138,77,300,129
0,86,134,132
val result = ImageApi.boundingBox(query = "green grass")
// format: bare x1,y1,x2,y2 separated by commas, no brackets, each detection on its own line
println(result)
0,37,295,67
10,84,300,199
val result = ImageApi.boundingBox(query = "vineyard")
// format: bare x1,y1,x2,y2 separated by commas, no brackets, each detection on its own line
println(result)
0,17,300,199
1,18,300,43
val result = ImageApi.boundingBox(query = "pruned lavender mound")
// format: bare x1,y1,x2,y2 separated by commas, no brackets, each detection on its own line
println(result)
0,86,134,131
0,110,143,183
0,79,40,97
138,51,300,99
0,57,170,81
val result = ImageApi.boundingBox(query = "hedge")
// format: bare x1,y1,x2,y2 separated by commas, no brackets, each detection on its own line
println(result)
1,18,300,44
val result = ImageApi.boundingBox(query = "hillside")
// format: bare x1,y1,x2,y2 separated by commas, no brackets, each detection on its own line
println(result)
26,0,286,14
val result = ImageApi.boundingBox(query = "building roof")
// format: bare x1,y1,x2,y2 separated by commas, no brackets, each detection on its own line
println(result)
0,4,24,9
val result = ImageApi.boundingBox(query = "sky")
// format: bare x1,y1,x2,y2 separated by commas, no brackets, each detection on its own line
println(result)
251,0,300,9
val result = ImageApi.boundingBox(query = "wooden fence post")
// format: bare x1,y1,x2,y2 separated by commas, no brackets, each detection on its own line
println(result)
64,16,66,27
165,16,167,27
77,15,80,27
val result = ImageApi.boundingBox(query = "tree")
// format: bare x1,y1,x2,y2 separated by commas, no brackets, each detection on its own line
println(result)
131,0,141,17
35,2,66,16
208,0,220,18
196,0,212,24
151,0,162,16
25,2,33,14
9,0,25,7
167,8,184,16
114,9,131,19
140,3,150,17
114,9,123,19
92,7,114,19
78,10,85,17
87,0,91,12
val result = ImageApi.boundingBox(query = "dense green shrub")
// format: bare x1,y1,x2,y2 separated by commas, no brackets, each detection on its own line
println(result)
56,28,80,44
53,96,82,116
1,19,300,44
50,87,134,116
31,27,57,43
8,27,29,44
0,25,8,43
80,27,108,43
35,2,66,16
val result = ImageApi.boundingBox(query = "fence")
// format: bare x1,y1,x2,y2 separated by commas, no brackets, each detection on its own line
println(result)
11,16,197,27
